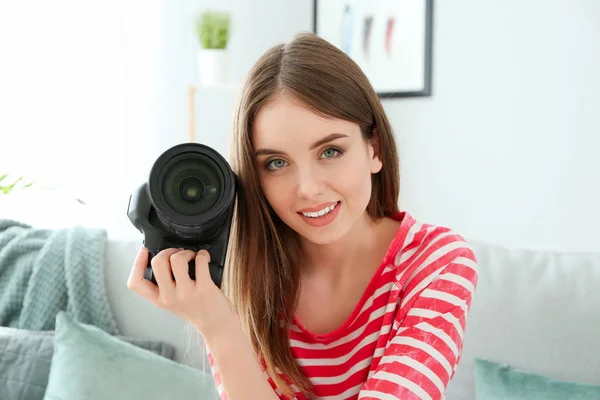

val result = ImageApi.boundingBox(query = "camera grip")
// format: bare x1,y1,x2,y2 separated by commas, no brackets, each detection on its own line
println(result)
144,251,222,288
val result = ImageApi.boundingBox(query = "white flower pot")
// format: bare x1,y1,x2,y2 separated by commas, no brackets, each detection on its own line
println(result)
196,49,229,85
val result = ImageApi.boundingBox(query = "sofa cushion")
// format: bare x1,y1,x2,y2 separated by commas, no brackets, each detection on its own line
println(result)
43,311,218,400
474,358,600,399
0,324,174,400
446,240,600,399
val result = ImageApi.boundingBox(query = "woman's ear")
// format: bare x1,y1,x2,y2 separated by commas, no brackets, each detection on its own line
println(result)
369,127,383,174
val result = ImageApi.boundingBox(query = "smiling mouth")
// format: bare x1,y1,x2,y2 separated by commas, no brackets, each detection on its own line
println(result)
298,201,340,218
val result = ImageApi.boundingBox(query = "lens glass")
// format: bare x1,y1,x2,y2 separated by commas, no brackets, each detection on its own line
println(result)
161,154,222,216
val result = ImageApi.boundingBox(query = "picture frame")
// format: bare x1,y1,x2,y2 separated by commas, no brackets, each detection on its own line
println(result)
312,0,433,98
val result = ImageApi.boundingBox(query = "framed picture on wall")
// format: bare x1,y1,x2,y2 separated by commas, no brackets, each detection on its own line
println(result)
313,0,433,98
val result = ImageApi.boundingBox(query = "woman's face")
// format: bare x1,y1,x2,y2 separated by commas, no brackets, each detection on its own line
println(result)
252,92,382,245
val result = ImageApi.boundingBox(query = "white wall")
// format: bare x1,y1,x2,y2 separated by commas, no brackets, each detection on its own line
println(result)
2,1,597,254
162,0,599,253
393,0,600,253
0,0,142,233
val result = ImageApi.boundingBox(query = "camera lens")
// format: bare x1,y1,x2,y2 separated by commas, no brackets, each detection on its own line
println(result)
147,143,236,240
180,177,204,202
162,155,222,216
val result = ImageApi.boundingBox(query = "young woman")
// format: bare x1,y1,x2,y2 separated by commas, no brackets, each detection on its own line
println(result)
128,32,478,400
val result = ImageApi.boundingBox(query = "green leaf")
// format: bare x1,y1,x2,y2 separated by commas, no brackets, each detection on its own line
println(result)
0,176,23,194
0,174,84,205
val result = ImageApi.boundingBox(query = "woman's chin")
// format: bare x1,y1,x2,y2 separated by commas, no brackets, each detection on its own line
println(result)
296,226,347,246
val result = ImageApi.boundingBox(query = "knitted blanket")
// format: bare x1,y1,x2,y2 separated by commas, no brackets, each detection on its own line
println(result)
0,219,118,335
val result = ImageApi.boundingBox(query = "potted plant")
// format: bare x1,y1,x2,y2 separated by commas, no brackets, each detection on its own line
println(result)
196,11,231,85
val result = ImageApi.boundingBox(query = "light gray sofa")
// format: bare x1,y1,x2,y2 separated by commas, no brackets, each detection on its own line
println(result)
104,238,600,399
446,240,600,398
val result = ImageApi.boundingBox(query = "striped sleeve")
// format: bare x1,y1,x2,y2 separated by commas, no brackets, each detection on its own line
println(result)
206,347,294,400
206,349,228,400
358,234,478,400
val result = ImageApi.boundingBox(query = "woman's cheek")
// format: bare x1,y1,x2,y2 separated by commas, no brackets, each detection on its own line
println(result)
262,173,293,212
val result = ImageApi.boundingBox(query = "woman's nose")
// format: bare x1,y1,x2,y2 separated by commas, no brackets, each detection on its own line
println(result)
296,166,325,200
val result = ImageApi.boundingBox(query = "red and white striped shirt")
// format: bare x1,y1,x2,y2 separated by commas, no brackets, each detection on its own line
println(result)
209,211,478,400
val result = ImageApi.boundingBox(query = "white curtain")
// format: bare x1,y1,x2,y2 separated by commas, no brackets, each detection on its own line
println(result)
0,0,163,238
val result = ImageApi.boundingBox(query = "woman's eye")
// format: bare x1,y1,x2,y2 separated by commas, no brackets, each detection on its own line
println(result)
321,147,342,159
267,159,287,170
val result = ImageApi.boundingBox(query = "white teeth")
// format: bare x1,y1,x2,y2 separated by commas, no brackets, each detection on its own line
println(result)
301,202,338,218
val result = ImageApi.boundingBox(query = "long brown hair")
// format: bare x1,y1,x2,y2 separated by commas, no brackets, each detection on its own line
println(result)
224,31,400,397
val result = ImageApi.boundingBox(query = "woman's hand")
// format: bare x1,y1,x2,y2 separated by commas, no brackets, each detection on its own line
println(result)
127,246,237,340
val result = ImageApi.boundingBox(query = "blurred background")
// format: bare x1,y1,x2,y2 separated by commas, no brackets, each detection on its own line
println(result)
0,0,598,253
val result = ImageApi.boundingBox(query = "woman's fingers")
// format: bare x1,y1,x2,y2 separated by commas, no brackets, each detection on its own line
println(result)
170,250,197,290
195,249,213,287
128,246,232,336
128,246,218,314
151,247,182,296
127,246,159,304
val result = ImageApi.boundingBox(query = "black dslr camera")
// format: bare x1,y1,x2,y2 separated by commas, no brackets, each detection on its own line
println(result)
127,143,237,289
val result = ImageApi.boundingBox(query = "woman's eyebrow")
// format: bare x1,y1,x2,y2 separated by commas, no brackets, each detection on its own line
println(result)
254,133,349,157
309,133,348,150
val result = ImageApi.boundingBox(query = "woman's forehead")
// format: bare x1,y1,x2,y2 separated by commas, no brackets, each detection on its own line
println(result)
252,94,359,149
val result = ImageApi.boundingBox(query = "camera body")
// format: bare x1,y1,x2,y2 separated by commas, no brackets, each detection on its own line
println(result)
127,143,237,289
